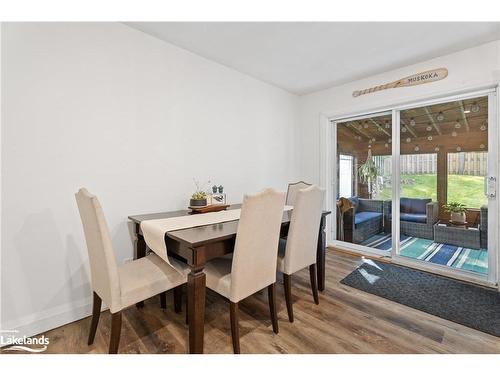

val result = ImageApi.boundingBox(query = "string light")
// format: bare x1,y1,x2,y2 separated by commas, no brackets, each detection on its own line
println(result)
345,101,487,147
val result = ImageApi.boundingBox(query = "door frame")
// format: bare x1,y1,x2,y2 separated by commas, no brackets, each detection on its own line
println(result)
323,86,499,286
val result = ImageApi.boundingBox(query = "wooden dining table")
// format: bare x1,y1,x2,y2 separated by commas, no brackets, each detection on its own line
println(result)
128,205,331,354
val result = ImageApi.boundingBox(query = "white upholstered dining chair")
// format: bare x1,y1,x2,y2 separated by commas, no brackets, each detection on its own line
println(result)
286,181,312,206
278,185,325,322
204,188,286,353
75,188,189,353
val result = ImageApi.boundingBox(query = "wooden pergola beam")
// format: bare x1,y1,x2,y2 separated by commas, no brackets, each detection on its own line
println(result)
346,122,371,140
458,101,471,132
400,119,417,138
338,126,359,142
424,107,442,135
354,129,487,155
369,118,391,137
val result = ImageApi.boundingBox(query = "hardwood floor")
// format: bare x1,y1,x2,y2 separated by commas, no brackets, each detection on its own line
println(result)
39,249,500,354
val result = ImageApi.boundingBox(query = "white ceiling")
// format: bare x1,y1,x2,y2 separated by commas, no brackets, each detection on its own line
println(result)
126,22,500,95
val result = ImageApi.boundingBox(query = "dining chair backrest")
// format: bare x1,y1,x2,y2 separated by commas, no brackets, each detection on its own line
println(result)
286,181,312,206
75,188,121,313
230,188,286,303
283,185,325,275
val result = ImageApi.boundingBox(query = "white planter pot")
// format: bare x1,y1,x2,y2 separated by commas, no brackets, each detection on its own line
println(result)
450,212,466,224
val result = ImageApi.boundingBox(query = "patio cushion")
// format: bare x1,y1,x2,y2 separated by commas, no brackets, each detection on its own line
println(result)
355,211,382,225
348,196,359,210
400,197,431,214
400,198,413,213
400,213,427,223
411,198,431,214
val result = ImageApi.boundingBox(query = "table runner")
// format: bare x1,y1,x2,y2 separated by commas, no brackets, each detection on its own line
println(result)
141,206,293,266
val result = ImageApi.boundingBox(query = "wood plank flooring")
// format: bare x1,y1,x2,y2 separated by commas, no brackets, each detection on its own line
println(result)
38,249,500,354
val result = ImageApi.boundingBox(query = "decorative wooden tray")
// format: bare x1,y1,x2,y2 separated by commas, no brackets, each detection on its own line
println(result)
189,204,230,214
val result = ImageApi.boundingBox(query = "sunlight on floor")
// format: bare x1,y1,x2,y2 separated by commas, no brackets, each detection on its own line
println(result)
358,268,380,284
361,257,384,271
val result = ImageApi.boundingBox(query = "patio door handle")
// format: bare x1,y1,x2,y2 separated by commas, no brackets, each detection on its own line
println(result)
486,176,496,199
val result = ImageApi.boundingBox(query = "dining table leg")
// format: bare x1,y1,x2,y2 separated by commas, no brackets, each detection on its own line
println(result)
187,265,206,354
316,215,326,292
135,224,147,308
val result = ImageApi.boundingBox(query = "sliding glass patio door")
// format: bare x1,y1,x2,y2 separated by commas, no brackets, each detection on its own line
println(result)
332,89,498,283
394,92,497,283
333,111,393,255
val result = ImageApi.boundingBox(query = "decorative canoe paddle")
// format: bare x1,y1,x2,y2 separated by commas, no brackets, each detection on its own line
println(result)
352,68,448,98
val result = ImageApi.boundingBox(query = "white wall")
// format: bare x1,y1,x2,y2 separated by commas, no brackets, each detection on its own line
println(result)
0,23,299,337
3,22,499,339
297,40,500,184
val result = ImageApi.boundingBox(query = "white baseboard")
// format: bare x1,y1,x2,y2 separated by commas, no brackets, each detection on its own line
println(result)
1,296,99,344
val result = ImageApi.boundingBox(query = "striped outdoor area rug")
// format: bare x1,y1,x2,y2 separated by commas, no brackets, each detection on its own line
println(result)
361,233,488,275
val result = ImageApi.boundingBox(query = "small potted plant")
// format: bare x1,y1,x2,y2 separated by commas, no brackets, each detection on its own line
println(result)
190,191,207,207
443,201,467,224
190,178,209,207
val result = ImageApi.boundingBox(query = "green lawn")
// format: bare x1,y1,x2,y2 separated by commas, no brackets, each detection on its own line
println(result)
377,174,487,208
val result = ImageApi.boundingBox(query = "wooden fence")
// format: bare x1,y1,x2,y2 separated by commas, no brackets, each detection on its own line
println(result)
373,151,487,176
447,152,488,176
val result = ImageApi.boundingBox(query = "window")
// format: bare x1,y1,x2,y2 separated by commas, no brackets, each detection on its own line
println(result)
338,154,354,198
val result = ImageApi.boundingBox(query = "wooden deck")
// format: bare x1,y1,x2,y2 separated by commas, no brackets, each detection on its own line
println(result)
38,249,500,354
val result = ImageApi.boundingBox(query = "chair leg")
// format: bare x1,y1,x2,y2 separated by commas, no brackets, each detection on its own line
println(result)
268,283,279,334
185,295,189,325
283,274,294,322
88,292,102,345
229,302,240,354
109,312,122,354
309,264,319,305
174,285,182,314
160,292,167,309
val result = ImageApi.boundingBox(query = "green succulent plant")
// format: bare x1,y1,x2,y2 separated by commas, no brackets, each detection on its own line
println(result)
191,191,207,200
191,178,210,200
